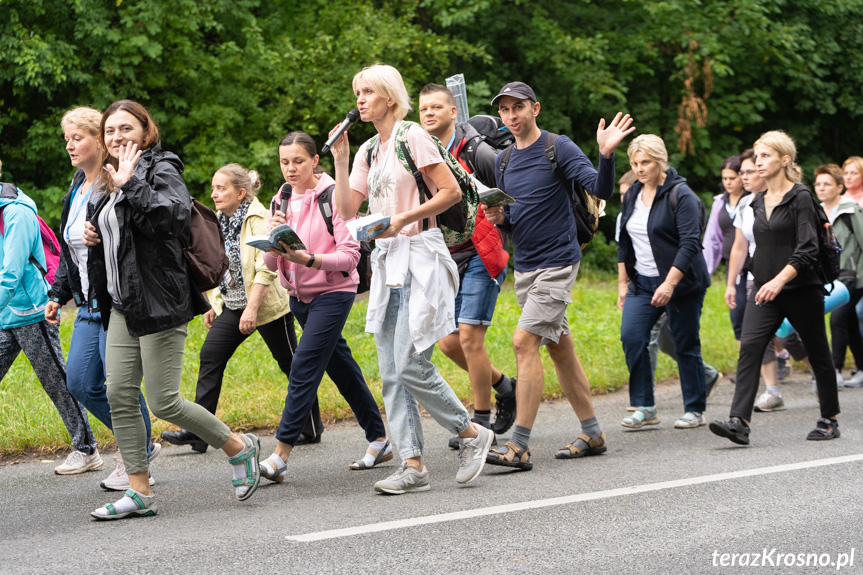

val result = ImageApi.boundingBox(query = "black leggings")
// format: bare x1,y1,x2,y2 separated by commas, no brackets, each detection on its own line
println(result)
830,287,863,370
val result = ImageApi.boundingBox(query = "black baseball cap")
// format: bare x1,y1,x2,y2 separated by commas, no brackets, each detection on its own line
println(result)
491,81,537,106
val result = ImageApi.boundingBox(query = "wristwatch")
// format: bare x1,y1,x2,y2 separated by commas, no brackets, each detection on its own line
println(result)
305,253,315,268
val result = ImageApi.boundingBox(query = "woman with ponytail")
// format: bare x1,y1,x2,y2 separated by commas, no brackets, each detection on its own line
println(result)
710,130,840,446
160,164,301,453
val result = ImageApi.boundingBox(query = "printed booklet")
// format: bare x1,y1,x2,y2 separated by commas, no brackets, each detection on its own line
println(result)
346,213,391,241
246,224,307,253
478,187,516,208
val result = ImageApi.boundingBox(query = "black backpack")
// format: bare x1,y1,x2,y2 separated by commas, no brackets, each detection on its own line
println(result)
790,189,842,287
667,183,707,236
317,185,371,294
466,115,515,151
498,133,605,248
271,184,371,294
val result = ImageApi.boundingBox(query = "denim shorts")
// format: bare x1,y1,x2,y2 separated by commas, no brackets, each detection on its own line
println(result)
454,253,507,326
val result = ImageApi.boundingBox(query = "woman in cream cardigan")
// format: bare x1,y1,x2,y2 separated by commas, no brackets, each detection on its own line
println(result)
160,164,313,452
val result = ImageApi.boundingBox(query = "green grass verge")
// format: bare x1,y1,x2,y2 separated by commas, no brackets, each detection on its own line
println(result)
0,275,753,455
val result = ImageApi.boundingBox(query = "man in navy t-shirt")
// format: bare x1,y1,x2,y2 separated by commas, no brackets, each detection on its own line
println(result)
483,81,634,470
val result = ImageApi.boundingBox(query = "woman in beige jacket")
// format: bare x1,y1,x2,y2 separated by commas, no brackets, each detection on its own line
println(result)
160,163,320,452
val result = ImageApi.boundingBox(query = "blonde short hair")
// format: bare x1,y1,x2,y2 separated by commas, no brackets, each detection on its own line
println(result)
627,134,669,172
844,156,863,179
61,106,102,138
754,130,802,184
352,64,412,121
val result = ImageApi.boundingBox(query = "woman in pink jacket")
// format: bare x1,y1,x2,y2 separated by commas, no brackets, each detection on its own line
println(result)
259,131,390,482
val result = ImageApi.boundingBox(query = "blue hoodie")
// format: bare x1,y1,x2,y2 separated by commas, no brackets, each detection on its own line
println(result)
0,186,49,329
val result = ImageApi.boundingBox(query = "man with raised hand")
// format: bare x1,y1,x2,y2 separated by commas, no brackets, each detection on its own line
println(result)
483,82,634,470
418,83,516,447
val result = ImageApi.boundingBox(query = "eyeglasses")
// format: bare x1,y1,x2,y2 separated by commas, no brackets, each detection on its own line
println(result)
740,170,757,175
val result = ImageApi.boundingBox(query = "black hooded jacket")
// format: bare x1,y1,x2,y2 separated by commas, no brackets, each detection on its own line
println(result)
618,167,711,299
87,143,208,337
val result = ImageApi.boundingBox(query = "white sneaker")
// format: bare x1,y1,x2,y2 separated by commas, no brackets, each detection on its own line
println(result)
836,369,846,388
845,370,863,388
100,444,160,491
455,424,494,484
754,391,785,412
54,449,103,475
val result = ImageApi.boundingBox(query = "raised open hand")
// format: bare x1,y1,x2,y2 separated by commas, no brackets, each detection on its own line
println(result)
596,112,635,158
105,142,142,189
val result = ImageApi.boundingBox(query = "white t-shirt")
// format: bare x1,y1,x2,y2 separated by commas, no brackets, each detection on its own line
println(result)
627,191,659,277
64,183,94,298
732,194,757,280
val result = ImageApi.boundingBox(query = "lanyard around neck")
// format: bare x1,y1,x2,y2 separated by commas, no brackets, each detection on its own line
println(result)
64,182,93,243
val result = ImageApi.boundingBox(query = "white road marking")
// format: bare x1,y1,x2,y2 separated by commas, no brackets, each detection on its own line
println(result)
286,453,863,542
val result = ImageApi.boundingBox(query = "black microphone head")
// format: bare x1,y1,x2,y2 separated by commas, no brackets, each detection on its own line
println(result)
346,108,360,123
279,182,293,199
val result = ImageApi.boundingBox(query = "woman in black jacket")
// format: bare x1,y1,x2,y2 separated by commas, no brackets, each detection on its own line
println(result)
710,130,840,445
84,100,262,521
617,134,710,430
45,106,157,488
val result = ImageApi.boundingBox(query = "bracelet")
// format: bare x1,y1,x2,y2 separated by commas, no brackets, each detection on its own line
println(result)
305,253,315,268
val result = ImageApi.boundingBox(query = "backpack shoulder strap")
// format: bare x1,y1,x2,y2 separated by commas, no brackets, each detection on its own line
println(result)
667,182,684,212
398,140,431,232
497,144,517,190
0,183,19,236
317,184,336,237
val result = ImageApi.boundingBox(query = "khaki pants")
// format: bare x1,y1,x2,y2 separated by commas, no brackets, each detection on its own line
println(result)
106,311,231,474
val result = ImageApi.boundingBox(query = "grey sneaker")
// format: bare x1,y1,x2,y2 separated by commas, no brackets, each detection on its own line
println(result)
456,424,494,484
754,391,785,412
373,462,430,494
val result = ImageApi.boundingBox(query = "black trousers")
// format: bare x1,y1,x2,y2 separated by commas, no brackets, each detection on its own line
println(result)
195,308,323,436
830,286,863,370
731,284,840,422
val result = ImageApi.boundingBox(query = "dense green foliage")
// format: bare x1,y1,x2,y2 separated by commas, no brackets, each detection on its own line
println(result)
2,0,863,273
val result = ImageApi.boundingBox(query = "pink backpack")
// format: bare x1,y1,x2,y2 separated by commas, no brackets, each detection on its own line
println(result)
0,183,61,285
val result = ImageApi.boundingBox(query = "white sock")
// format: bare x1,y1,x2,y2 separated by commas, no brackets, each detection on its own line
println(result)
767,385,780,396
106,489,153,514
231,440,256,498
260,453,285,476
360,439,390,467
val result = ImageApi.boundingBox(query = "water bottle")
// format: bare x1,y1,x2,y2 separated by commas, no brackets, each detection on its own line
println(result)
445,74,469,123
775,280,850,337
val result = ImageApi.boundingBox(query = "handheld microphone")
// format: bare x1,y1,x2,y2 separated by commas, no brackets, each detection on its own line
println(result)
278,182,292,215
321,109,360,155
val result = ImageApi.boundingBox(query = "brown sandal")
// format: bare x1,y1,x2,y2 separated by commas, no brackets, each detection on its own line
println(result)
486,441,533,471
555,432,607,459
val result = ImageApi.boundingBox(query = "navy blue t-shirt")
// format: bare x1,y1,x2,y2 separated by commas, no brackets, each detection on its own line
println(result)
496,131,615,272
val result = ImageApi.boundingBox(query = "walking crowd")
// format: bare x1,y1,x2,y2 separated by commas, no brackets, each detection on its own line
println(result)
1,62,860,522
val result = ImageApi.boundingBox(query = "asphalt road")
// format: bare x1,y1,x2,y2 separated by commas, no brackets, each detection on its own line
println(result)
2,370,862,575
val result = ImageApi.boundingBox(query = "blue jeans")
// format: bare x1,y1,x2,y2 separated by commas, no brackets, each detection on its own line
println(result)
621,275,707,413
376,271,471,459
275,291,386,445
66,307,152,451
454,253,507,326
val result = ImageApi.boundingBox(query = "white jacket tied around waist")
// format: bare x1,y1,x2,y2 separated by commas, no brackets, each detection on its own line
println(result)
365,228,459,352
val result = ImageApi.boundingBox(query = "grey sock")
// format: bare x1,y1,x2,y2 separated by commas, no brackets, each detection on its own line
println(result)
580,416,601,439
493,374,514,397
510,425,531,451
568,417,601,452
473,410,491,428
